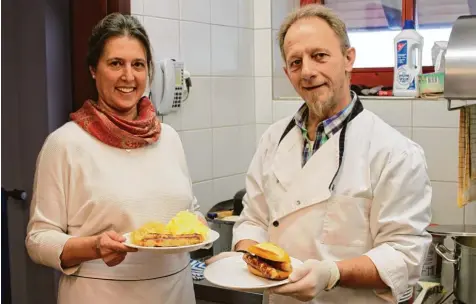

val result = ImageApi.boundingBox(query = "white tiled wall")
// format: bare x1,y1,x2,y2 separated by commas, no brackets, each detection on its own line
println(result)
271,0,301,99
132,0,255,214
362,99,462,224
254,0,274,143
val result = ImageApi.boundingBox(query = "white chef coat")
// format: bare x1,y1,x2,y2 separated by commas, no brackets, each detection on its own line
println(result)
232,102,432,304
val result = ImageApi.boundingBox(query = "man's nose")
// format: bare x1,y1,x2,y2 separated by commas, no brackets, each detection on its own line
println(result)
301,57,317,81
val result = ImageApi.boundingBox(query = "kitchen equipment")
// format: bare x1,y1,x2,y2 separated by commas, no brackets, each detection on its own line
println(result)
193,275,263,304
207,210,234,220
427,225,476,304
207,189,246,255
232,189,246,215
444,15,476,111
440,259,454,293
413,282,442,304
150,58,192,115
422,231,445,282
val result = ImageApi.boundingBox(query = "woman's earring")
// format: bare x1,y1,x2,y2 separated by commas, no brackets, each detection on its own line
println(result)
92,74,96,79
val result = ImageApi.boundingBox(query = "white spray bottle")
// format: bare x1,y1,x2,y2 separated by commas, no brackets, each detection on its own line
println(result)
393,20,424,97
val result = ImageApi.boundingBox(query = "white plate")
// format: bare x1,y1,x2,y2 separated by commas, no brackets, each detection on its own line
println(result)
204,254,303,291
122,230,219,254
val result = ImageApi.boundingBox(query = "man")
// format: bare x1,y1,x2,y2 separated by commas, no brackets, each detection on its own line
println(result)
206,4,432,304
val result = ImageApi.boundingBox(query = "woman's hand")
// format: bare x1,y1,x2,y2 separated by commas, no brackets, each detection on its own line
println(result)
96,231,138,267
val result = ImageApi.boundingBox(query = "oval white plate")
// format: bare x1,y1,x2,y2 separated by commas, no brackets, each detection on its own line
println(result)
122,230,219,254
204,254,303,291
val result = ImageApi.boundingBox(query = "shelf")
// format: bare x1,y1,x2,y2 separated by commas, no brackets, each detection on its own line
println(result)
447,99,476,111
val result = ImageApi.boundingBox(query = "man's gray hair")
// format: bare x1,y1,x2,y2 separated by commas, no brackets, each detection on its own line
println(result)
277,4,351,62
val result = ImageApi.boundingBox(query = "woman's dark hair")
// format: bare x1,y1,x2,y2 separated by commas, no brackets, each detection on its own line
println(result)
87,13,154,83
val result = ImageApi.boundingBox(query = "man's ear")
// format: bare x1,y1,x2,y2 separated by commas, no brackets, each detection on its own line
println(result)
344,47,356,74
283,65,289,79
89,66,96,79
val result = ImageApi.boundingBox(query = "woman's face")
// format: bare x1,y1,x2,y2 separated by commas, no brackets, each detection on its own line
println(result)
90,35,148,119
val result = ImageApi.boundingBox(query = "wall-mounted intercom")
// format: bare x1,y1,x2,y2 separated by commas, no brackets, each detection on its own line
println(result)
149,58,191,115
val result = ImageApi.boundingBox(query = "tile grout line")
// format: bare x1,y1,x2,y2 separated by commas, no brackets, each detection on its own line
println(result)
192,173,246,185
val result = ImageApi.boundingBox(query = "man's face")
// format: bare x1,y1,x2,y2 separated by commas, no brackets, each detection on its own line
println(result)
283,17,355,120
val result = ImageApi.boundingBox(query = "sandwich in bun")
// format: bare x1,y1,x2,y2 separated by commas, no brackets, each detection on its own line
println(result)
242,242,292,280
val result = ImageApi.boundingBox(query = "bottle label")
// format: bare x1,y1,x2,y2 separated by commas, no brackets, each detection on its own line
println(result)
408,76,416,90
396,40,408,69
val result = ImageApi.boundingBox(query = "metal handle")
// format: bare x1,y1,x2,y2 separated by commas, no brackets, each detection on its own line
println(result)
434,243,457,264
1,187,28,201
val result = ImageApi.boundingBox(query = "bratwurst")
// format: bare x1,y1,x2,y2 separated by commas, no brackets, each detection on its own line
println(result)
242,242,292,280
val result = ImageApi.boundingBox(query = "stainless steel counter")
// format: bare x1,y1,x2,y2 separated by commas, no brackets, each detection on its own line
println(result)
193,278,263,304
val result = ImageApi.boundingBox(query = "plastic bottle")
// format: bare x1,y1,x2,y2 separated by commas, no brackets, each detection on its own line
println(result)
393,20,424,97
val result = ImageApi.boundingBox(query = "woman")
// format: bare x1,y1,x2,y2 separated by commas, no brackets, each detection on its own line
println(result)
25,13,199,304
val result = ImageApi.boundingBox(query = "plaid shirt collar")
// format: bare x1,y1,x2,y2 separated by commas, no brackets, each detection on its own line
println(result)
294,91,358,142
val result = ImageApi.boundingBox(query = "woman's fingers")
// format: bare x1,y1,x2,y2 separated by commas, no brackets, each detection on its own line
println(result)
105,230,126,242
103,252,127,267
99,231,138,253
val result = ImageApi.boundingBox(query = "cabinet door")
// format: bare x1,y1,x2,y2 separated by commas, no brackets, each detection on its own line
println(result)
70,0,130,111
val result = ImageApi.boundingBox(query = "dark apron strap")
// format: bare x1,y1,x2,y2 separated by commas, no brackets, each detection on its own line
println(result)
328,98,363,190
278,118,296,145
277,97,364,190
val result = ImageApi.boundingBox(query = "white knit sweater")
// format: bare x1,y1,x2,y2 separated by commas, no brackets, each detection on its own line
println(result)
25,121,199,275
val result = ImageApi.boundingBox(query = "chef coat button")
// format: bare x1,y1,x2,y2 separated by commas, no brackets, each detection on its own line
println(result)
273,220,279,227
296,200,301,205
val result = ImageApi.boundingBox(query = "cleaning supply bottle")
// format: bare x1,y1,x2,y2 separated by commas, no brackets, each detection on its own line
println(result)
393,20,424,97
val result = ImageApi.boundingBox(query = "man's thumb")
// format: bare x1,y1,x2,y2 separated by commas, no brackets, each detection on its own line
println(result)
288,261,313,282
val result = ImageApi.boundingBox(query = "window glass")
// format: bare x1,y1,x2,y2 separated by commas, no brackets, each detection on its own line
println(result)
326,0,402,31
416,0,475,66
325,0,403,68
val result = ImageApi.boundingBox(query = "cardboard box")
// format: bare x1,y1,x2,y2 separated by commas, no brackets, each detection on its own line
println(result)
419,72,444,96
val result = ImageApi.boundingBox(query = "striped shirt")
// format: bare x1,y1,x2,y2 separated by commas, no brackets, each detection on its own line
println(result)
294,92,357,166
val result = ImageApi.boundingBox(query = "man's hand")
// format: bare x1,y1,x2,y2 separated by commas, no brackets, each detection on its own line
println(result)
96,231,138,267
204,251,243,265
270,260,339,302
205,239,258,265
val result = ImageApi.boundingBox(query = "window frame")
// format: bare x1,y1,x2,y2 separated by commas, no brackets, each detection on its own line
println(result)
314,0,436,87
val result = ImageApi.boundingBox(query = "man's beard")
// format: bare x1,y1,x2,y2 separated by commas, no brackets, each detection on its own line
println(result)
307,91,337,122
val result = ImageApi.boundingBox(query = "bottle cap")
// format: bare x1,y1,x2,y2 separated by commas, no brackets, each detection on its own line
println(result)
403,20,415,30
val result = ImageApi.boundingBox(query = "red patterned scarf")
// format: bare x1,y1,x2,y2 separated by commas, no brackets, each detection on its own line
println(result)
70,97,161,149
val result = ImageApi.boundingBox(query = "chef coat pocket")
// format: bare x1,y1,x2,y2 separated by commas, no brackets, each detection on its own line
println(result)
321,195,371,247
